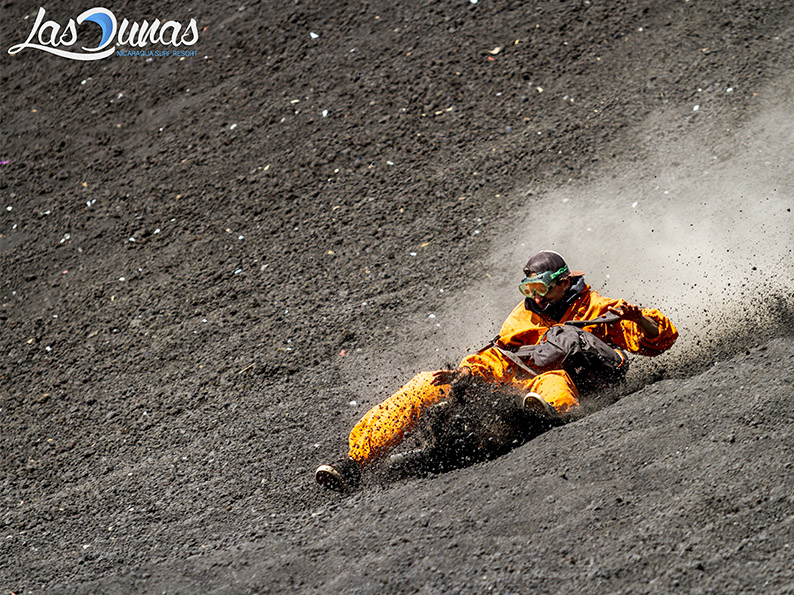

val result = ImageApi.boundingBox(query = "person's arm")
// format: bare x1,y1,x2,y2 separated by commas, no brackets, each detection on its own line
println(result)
587,290,677,355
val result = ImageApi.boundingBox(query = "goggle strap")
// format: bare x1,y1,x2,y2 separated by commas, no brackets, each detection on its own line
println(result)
547,265,569,282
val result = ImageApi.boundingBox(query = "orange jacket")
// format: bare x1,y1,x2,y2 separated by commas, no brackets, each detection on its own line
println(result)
459,280,678,384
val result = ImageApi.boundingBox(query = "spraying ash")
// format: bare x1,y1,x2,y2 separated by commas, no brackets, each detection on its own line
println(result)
347,86,794,448
423,97,794,388
374,376,615,484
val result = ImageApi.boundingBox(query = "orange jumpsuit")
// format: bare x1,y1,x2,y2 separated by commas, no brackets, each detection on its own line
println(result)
348,283,678,464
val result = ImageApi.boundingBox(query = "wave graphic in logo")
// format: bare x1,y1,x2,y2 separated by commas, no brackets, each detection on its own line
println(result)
81,10,115,50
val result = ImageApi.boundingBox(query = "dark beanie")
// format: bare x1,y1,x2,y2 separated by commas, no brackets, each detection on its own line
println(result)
523,250,569,277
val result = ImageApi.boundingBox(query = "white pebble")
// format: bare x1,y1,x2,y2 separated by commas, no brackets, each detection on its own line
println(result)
349,400,357,406
310,32,319,39
632,202,638,208
693,105,700,111
229,123,237,130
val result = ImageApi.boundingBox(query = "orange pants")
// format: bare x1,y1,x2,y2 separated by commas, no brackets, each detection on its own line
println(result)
347,369,579,465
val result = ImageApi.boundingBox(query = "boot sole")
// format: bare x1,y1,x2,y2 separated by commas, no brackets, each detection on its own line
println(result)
315,464,352,492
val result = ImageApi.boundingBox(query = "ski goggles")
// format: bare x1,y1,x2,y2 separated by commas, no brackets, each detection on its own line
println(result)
518,265,569,298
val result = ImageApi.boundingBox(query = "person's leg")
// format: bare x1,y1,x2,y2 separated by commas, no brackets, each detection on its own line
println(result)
317,371,452,491
348,371,452,465
518,370,579,412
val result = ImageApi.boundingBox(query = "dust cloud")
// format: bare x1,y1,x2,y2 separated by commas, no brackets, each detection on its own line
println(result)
345,98,793,402
431,103,794,382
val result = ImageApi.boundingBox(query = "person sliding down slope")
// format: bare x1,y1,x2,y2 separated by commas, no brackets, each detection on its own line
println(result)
316,250,678,491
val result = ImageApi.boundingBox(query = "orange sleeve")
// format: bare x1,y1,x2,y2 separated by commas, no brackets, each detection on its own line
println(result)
457,301,548,383
459,347,514,383
497,301,550,348
584,291,679,356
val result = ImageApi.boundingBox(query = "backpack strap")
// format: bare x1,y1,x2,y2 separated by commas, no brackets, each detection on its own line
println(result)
492,343,541,378
475,335,501,355
476,335,541,377
563,312,622,327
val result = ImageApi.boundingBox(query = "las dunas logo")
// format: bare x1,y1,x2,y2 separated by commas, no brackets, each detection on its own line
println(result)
7,7,199,60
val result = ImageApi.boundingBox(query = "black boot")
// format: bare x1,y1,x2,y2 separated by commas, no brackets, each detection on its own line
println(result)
315,457,362,492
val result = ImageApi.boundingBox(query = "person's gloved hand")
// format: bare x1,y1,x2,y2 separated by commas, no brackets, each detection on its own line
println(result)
430,366,471,386
608,303,643,322
608,303,660,338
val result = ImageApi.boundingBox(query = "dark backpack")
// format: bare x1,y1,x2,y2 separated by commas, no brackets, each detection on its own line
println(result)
494,320,628,390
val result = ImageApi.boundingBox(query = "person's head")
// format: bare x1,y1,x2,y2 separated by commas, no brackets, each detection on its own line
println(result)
519,250,576,307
